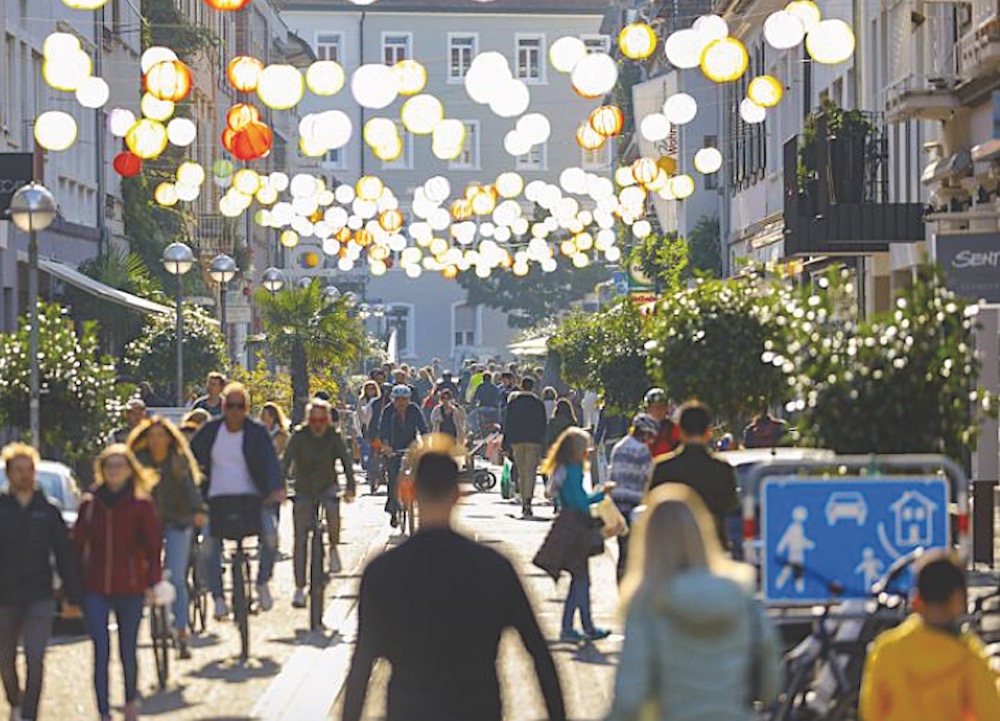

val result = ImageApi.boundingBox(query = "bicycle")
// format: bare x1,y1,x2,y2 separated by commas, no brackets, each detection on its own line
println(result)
150,573,174,690
227,537,254,662
386,449,415,536
187,530,209,635
291,494,330,632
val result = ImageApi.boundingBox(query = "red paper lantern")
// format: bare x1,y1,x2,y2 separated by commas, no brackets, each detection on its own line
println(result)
203,0,251,10
229,121,273,161
226,103,260,132
112,151,142,177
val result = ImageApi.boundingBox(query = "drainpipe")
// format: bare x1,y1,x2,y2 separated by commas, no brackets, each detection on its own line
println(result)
359,11,366,177
94,11,107,257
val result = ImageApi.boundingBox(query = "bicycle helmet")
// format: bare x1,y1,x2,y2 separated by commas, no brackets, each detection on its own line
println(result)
631,413,660,437
644,387,668,406
391,384,412,399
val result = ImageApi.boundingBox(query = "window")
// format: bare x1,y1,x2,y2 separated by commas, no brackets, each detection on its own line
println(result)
382,123,413,170
315,32,343,63
383,33,411,66
582,143,610,170
322,147,345,170
582,34,610,54
453,303,480,350
448,33,477,81
450,121,480,169
517,143,547,171
702,135,718,190
386,304,415,358
516,34,545,83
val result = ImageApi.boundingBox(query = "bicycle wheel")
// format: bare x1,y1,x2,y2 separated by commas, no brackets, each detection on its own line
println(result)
309,522,326,631
150,606,171,689
232,548,251,661
188,559,207,634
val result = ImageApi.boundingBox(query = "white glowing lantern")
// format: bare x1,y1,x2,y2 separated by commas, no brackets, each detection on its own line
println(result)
109,108,135,137
640,113,671,142
663,29,706,69
496,172,524,199
739,98,766,123
258,64,305,110
504,130,532,157
701,37,749,83
632,219,653,239
764,10,806,50
549,36,587,74
517,113,551,145
571,53,618,98
392,59,427,95
670,174,695,199
155,182,178,207
34,111,78,151
176,161,206,187
663,93,698,125
489,80,531,118
140,47,177,75
748,75,784,108
786,1,822,33
465,52,512,104
363,117,399,148
44,51,92,92
167,117,197,147
141,93,174,121
75,77,109,108
175,183,200,203
806,19,856,65
43,33,81,59
424,176,451,204
351,64,400,109
315,110,353,149
693,147,723,174
432,119,467,160
306,61,346,96
401,95,444,135
693,14,729,41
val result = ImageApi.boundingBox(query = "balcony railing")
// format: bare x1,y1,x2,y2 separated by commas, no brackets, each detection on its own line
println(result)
885,75,960,123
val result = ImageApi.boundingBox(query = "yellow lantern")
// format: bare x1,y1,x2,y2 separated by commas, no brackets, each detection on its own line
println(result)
589,105,625,138
700,37,749,83
747,75,784,107
306,61,346,96
576,123,606,151
233,168,261,195
144,59,193,102
471,191,497,216
125,119,168,159
618,22,658,60
374,136,404,162
450,199,473,221
356,175,384,201
401,95,444,136
354,229,374,247
140,92,174,122
257,64,305,110
228,56,265,92
154,182,179,207
280,230,300,248
631,157,660,186
380,209,404,232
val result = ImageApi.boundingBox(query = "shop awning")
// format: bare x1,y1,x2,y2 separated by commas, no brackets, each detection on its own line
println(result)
38,257,173,316
507,336,549,357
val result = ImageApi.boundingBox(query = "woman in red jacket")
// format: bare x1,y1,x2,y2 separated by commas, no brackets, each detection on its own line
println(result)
74,445,162,721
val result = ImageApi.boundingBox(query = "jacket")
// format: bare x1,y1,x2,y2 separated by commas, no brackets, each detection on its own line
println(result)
430,403,467,440
473,382,500,408
379,403,428,452
860,615,1000,721
0,490,82,606
73,485,163,596
606,568,780,721
189,417,283,498
649,444,739,548
135,449,205,527
283,425,356,499
503,392,548,445
545,415,576,451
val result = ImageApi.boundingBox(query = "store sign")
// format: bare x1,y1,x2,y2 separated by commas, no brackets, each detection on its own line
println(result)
936,232,1000,303
0,154,34,218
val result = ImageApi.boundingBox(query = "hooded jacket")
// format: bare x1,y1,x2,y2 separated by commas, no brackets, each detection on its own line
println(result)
606,568,780,721
860,615,1000,721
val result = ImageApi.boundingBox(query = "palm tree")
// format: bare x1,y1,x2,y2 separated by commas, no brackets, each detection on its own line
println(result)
254,279,367,422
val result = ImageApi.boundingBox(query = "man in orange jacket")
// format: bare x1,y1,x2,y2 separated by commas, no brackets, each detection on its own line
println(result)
860,551,1000,721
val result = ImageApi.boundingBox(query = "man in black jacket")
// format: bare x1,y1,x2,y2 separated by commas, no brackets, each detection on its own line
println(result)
342,439,565,721
0,443,82,721
502,377,548,518
649,401,739,549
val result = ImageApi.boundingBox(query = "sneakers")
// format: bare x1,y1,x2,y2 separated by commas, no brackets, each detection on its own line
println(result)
389,513,399,528
522,505,534,519
584,627,612,641
257,583,274,612
559,629,586,643
213,596,230,621
177,634,191,660
124,700,139,721
292,587,307,609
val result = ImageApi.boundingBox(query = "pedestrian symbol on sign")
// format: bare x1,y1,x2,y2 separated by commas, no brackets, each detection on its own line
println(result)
774,506,815,593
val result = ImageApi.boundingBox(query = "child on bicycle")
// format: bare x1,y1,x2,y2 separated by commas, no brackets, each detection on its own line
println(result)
860,550,1000,721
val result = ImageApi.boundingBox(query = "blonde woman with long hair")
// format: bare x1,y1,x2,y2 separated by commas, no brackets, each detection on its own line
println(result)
606,485,779,721
73,445,163,721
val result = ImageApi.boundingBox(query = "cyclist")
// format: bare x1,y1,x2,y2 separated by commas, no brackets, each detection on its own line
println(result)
644,388,680,458
378,385,428,528
283,399,356,608
189,383,284,618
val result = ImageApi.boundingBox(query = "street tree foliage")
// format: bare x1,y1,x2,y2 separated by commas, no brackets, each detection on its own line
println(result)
646,275,789,433
457,261,610,328
253,279,367,422
774,265,991,459
688,215,723,277
0,303,129,461
124,304,228,400
549,300,652,414
627,233,689,293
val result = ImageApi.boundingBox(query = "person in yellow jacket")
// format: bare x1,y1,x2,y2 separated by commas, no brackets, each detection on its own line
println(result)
860,551,1000,721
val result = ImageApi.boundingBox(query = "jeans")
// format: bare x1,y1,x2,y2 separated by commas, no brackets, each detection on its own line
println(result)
203,506,278,600
561,566,594,634
0,600,55,721
511,443,542,511
292,491,341,588
385,454,403,516
163,525,193,633
615,504,636,583
83,593,144,717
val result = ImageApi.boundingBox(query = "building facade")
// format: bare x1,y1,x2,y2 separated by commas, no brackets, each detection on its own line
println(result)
281,0,613,367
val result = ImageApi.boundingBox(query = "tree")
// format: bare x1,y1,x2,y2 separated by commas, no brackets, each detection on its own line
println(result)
627,233,689,293
688,215,723,277
0,303,130,461
457,262,610,328
646,275,790,433
549,300,652,414
254,280,367,422
775,264,992,459
123,304,228,401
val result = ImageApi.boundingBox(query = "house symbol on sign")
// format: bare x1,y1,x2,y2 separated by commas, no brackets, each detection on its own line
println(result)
890,491,938,547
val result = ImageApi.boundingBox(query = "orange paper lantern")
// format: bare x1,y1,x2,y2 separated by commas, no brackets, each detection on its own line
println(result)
203,0,251,10
229,121,273,161
227,56,264,92
589,105,625,138
144,60,193,103
226,103,261,131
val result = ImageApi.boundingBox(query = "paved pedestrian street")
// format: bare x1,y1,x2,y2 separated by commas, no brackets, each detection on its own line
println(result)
1,479,621,721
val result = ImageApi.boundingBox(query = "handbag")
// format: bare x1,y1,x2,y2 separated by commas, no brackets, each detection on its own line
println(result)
208,494,262,541
587,515,606,557
596,496,628,538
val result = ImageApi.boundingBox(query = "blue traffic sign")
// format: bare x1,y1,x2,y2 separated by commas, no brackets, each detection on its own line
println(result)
761,476,950,603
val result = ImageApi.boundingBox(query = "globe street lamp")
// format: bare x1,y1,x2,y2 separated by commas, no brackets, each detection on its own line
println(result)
8,183,58,448
161,243,195,406
322,285,341,304
261,266,285,295
209,253,238,360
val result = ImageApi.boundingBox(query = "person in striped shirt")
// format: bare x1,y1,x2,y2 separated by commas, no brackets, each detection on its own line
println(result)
609,414,658,582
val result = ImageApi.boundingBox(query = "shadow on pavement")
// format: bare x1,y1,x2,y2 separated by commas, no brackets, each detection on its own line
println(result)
190,656,280,682
139,686,197,715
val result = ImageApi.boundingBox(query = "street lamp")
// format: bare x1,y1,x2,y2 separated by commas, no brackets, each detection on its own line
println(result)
358,302,372,320
261,266,285,295
8,183,58,449
322,285,341,304
161,242,195,406
209,253,239,359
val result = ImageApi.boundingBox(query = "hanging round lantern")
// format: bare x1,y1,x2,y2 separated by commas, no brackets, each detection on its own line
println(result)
392,59,427,95
618,22,658,60
125,118,169,159
140,93,174,122
229,121,273,161
700,37,749,83
663,29,707,70
257,64,305,110
747,75,784,107
570,53,619,98
227,103,261,131
227,56,264,92
34,111,78,152
631,157,659,186
144,59,193,102
785,1,822,33
805,19,856,65
354,229,374,247
379,209,404,233
280,230,299,248
356,175,384,201
203,0,252,10
76,77,110,109
112,151,143,177
167,117,197,147
62,0,111,7
549,36,587,74
693,147,723,174
306,61,346,96
588,105,625,138
576,122,606,151
401,94,444,136
764,10,807,50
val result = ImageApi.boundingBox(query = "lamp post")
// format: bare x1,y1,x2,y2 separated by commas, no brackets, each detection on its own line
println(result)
8,183,58,449
322,284,341,305
261,266,285,296
209,253,238,361
372,302,387,340
161,243,195,406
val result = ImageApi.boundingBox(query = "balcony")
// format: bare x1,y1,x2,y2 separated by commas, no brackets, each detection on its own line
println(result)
195,214,233,254
885,75,960,123
957,13,1000,82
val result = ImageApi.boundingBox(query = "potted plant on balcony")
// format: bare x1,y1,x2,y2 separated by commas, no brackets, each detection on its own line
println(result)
798,98,876,205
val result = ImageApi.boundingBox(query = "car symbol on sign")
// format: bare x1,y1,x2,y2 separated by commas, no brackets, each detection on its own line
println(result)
825,492,868,526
